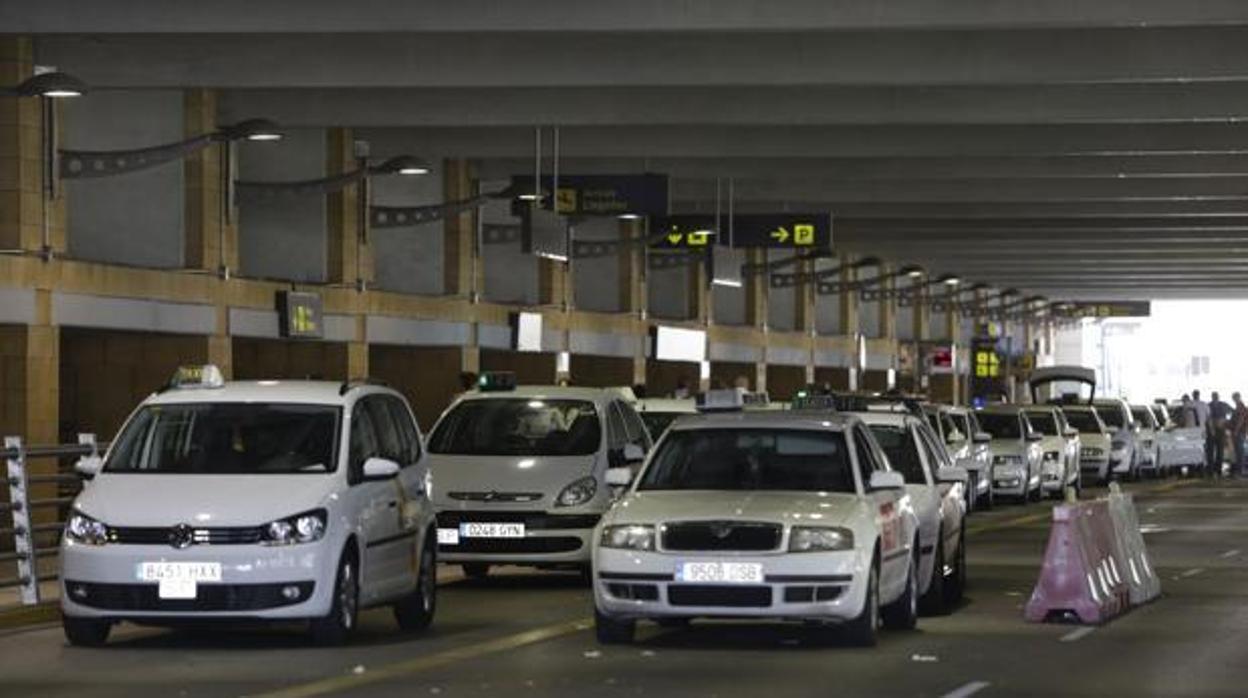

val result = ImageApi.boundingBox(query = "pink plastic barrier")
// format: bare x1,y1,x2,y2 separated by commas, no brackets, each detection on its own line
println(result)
1024,499,1134,624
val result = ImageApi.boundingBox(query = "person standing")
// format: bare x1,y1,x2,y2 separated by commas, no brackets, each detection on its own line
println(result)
1179,394,1198,428
1208,391,1232,477
1192,390,1211,476
1233,393,1248,477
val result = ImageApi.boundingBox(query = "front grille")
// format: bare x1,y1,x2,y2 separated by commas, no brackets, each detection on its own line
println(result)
108,526,264,546
667,584,772,608
447,492,545,503
64,581,314,612
441,537,583,554
436,511,600,531
661,521,782,552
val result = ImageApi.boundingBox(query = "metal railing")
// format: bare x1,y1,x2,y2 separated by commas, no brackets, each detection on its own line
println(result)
2,434,102,606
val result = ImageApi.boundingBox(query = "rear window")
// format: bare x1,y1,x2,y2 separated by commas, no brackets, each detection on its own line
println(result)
428,398,601,456
638,428,853,493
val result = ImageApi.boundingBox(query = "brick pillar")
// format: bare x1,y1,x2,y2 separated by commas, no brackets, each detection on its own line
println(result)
914,281,931,341
687,255,710,323
744,249,767,329
443,158,476,298
0,290,59,511
538,257,569,309
796,258,817,384
879,264,896,340
839,261,859,335
183,89,237,273
0,38,65,255
326,128,370,287
618,218,644,315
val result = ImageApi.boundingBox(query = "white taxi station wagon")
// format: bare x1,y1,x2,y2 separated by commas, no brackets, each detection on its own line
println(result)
592,401,921,646
60,366,438,646
427,374,651,578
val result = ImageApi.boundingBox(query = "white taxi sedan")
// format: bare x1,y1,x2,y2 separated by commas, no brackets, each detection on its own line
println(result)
592,411,921,646
856,412,968,615
60,366,437,646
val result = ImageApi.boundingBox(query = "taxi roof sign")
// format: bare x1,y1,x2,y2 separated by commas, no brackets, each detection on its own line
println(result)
169,364,225,390
696,388,770,412
478,371,518,392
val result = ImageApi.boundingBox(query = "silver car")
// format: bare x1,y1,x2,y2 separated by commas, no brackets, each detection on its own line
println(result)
977,406,1044,502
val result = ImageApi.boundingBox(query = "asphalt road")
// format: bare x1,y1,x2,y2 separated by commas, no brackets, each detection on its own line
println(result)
2,477,1246,698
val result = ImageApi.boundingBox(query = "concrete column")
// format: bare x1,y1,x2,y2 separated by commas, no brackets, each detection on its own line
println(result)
744,249,767,329
537,257,569,309
838,261,859,335
913,281,931,341
0,38,65,255
618,218,644,315
443,158,476,298
0,290,59,510
208,305,233,379
879,264,896,340
687,256,710,323
183,89,237,273
326,128,370,287
795,258,816,334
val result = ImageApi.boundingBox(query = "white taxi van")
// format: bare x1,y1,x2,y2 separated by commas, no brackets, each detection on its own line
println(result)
428,373,651,578
60,366,437,646
592,396,920,647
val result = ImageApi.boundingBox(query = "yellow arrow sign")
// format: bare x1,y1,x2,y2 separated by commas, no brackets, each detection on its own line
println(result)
667,232,684,244
770,227,790,243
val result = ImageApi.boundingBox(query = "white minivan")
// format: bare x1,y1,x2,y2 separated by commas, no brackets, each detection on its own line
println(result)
60,366,437,646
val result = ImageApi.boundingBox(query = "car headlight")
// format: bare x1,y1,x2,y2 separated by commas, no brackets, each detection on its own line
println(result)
65,511,108,546
1043,451,1061,462
600,524,655,551
993,455,1022,465
789,526,854,553
555,476,597,507
261,509,327,546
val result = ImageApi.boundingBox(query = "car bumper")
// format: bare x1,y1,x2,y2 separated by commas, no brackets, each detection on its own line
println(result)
437,526,596,566
1041,463,1066,492
593,547,869,622
59,539,336,620
992,467,1029,496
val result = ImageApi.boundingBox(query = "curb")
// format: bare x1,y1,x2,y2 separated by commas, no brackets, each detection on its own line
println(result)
0,602,58,631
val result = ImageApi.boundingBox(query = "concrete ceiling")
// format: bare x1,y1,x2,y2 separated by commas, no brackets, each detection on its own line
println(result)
10,0,1248,299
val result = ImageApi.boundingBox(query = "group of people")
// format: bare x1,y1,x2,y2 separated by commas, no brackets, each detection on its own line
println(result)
1177,390,1248,477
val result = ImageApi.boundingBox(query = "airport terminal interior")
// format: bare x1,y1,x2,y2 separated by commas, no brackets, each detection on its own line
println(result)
3,2,1248,696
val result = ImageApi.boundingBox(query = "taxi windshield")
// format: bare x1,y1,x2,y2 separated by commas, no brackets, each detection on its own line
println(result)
1026,412,1059,436
868,426,926,484
638,428,853,493
1065,410,1103,433
977,412,1022,439
1098,405,1126,429
105,403,340,474
1131,407,1155,428
428,398,601,456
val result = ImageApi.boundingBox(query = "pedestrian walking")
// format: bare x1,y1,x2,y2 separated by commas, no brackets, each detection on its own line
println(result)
1208,391,1232,477
1233,393,1248,477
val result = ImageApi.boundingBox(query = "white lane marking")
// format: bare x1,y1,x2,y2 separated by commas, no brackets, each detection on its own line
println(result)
1220,549,1240,559
1181,567,1206,578
941,681,991,698
1060,627,1096,643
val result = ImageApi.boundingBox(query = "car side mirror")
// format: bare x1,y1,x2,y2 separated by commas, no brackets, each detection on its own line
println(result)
1063,427,1079,438
946,429,964,444
605,466,634,487
622,443,646,464
937,466,969,484
1026,431,1043,442
74,454,103,480
362,457,401,481
868,470,905,491
972,431,992,444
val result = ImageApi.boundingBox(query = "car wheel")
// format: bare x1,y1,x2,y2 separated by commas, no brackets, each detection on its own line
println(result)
462,563,490,580
920,534,947,616
594,607,636,645
310,549,359,646
394,542,437,632
946,530,967,606
63,616,111,647
881,540,919,631
842,553,879,647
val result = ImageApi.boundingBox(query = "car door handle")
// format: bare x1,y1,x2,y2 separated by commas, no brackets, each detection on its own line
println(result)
387,500,398,509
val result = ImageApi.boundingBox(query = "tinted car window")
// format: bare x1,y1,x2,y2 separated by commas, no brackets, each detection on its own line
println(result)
429,399,601,456
106,403,340,474
619,402,652,450
364,396,403,463
385,396,421,464
639,411,683,440
868,425,926,484
1098,405,1126,429
1131,407,1156,429
639,428,853,493
349,403,380,480
852,427,882,489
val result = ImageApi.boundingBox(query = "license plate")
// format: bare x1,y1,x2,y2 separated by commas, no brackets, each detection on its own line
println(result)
137,562,222,600
437,528,461,546
676,562,764,584
459,522,525,539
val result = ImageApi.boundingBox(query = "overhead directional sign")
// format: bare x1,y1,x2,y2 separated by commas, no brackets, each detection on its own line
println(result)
509,173,668,217
277,291,323,340
1054,301,1152,318
650,213,831,250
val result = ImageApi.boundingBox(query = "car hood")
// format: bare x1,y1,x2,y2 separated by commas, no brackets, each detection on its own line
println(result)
988,440,1024,456
606,490,860,528
429,453,599,505
74,474,337,527
1081,434,1112,448
1037,436,1066,452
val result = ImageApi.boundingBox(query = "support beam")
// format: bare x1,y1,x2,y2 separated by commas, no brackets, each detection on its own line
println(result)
442,158,476,297
325,127,370,287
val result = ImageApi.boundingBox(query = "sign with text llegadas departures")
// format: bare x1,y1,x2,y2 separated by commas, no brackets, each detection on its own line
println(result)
509,173,669,217
650,213,832,250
